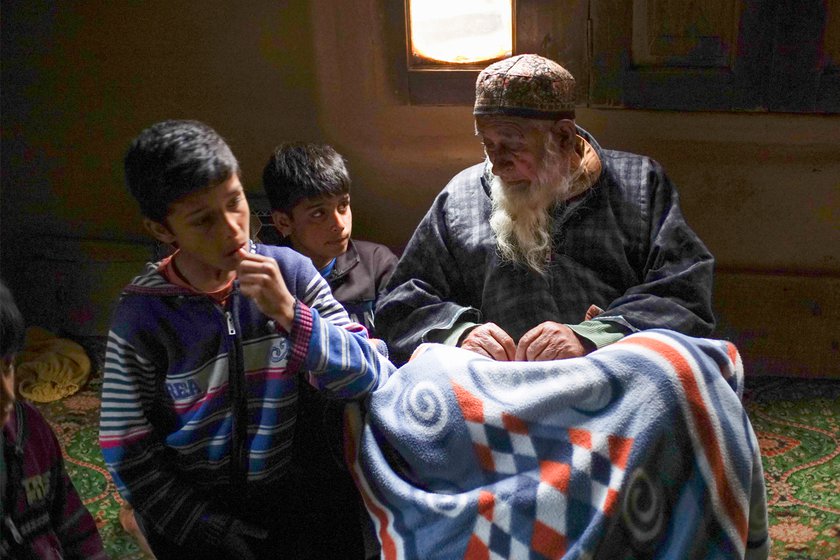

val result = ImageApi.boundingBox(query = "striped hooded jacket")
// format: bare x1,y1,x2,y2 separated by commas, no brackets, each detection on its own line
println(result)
99,242,393,548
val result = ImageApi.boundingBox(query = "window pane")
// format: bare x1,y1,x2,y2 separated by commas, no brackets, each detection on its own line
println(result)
408,0,512,64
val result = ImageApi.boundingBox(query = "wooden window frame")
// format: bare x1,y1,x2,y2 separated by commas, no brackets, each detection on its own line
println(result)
387,1,590,106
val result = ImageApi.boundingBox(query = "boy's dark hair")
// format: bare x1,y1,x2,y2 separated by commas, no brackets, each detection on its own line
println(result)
262,142,350,214
0,280,25,358
124,120,240,223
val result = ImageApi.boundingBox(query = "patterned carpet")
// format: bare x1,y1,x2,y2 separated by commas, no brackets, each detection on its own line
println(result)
744,377,840,559
34,371,839,560
37,376,151,560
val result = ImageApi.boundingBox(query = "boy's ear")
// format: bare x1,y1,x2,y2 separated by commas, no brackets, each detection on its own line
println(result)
143,218,177,245
271,210,293,237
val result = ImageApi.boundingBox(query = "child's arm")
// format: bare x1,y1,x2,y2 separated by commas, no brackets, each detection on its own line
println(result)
243,247,394,398
52,448,108,559
22,405,107,559
291,268,396,399
287,298,394,398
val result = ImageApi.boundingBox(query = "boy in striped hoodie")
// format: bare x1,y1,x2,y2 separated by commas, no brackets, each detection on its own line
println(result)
99,120,393,559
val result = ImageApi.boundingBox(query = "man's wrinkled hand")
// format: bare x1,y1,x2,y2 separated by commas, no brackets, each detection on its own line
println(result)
515,321,589,361
459,322,516,361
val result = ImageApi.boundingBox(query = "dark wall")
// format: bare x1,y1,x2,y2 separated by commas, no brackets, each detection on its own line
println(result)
1,0,320,251
1,0,320,331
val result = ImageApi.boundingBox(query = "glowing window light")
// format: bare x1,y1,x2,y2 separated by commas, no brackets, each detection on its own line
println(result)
409,0,512,65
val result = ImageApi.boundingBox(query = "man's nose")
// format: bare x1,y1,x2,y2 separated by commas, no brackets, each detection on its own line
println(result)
491,157,514,176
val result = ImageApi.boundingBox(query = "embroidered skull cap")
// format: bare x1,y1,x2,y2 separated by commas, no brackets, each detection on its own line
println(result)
474,54,576,120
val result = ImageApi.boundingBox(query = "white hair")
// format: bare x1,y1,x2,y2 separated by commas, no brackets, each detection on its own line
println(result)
489,131,579,274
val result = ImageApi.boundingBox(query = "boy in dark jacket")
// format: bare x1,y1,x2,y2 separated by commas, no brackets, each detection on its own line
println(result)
262,142,397,559
1,279,107,560
99,120,393,560
262,142,398,339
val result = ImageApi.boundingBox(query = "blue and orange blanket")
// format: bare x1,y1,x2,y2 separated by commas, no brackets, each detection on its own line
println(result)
347,330,769,559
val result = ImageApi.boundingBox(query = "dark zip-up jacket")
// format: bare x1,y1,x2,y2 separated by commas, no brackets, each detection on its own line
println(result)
2,401,107,560
326,239,398,338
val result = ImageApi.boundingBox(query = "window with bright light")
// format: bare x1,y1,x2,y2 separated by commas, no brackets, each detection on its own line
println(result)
407,0,513,67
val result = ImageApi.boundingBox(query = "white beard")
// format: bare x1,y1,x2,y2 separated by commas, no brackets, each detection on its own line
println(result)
489,135,575,274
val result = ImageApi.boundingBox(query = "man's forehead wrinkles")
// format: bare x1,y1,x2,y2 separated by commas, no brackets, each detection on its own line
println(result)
479,126,525,141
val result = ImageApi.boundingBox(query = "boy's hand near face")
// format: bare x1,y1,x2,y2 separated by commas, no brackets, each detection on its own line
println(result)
236,248,296,332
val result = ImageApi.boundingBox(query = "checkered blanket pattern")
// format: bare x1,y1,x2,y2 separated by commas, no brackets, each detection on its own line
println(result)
346,330,769,559
454,381,632,558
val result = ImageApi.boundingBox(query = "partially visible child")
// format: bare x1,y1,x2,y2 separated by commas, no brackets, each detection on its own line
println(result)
262,143,398,559
262,142,398,338
0,279,107,560
99,120,393,560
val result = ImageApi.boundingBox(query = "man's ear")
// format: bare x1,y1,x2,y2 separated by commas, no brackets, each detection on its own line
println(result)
550,119,577,152
143,218,176,245
271,210,293,237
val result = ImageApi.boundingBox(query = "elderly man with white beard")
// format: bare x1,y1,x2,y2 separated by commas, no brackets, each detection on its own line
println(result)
376,54,715,364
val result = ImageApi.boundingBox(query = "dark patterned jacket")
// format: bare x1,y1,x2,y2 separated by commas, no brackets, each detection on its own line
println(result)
1,401,107,560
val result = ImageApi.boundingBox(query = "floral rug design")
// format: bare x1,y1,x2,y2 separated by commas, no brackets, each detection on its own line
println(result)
744,377,840,560
37,375,151,559
33,370,839,560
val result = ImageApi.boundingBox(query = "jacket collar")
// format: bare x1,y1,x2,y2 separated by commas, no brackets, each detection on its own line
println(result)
329,239,359,281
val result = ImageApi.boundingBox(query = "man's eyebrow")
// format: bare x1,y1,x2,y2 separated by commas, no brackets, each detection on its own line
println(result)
480,126,521,138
